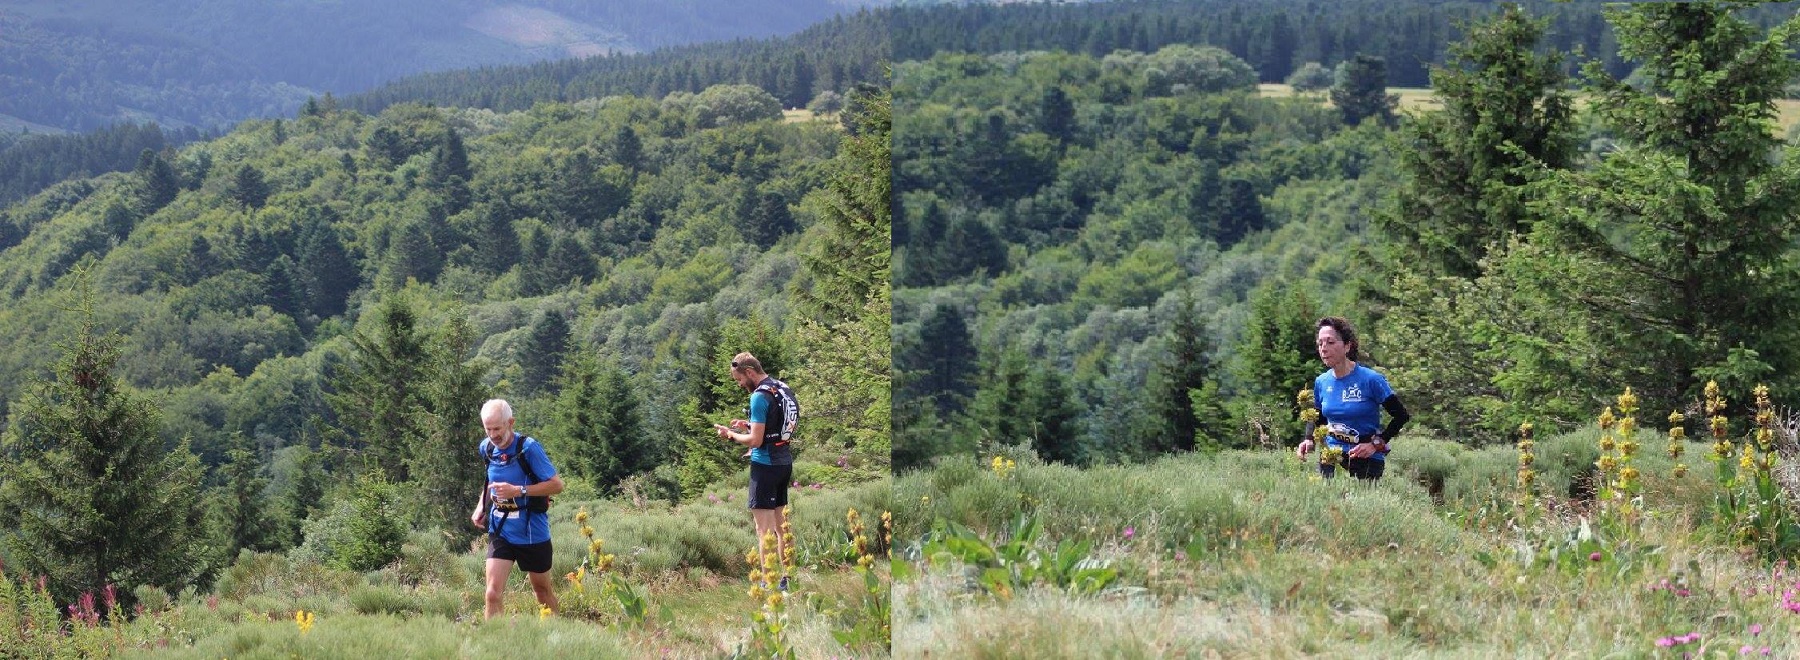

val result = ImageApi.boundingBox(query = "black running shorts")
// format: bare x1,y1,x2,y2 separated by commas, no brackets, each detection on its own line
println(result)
748,461,793,510
489,535,554,574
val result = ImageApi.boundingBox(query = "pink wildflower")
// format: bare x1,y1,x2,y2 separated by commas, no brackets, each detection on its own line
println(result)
1589,552,1602,562
1123,526,1136,541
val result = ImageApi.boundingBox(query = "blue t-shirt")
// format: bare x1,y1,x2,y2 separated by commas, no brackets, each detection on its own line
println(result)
484,433,557,545
748,391,775,465
747,382,797,466
1314,365,1395,461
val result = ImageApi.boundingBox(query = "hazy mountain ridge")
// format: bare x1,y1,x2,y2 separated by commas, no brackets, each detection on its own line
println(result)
0,0,878,132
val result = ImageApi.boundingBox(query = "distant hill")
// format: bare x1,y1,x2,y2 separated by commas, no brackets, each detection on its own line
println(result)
0,0,877,132
344,10,892,116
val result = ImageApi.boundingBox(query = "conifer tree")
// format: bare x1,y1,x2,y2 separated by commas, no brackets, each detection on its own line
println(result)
1388,3,1577,279
229,163,270,209
328,294,432,482
134,148,180,215
550,351,647,492
0,279,207,605
520,309,570,396
378,221,441,290
790,82,892,461
1330,54,1397,126
1137,290,1225,453
1527,1,1800,412
411,313,489,540
295,211,356,318
212,433,282,558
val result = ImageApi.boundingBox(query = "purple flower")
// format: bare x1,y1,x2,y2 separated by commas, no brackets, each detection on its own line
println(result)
1123,526,1136,540
1657,637,1677,648
1742,646,1755,656
1750,624,1763,637
811,483,822,490
792,481,800,488
1174,550,1188,561
1589,552,1602,562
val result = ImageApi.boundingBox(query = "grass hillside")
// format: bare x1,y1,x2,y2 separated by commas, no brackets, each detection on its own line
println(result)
1,479,891,658
0,74,894,659
894,398,1800,657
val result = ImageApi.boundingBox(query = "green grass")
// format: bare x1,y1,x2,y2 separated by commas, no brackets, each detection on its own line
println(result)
0,478,894,658
896,435,1797,657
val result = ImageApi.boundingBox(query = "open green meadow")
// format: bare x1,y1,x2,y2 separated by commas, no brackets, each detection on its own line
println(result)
0,478,891,659
895,419,1800,657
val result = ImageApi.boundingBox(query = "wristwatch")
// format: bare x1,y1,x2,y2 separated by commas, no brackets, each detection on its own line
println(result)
517,484,528,498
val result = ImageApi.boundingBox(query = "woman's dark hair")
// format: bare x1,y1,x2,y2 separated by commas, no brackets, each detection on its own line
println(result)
1318,316,1359,362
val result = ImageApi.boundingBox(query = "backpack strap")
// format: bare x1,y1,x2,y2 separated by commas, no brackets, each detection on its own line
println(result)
753,382,785,446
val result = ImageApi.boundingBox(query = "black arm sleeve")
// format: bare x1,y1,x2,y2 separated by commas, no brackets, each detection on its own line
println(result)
1302,402,1327,444
1380,394,1410,441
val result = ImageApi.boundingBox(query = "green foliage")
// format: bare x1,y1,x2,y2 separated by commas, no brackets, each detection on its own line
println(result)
684,84,784,129
1285,62,1333,93
1137,290,1228,454
1233,280,1319,446
1329,54,1397,127
965,349,1085,465
921,514,1119,599
1386,3,1577,280
328,293,432,482
211,434,286,557
331,473,407,573
229,164,270,210
1517,1,1800,420
548,351,649,492
407,313,490,539
519,309,570,396
0,278,208,605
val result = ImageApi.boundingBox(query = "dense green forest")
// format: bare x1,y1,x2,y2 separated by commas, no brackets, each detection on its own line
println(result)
0,123,210,209
0,75,891,609
891,1,1800,471
891,0,1800,88
343,10,892,117
0,6,889,235
0,0,871,131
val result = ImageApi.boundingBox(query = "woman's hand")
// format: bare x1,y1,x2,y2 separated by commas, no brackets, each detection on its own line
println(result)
1348,443,1380,459
1296,439,1313,460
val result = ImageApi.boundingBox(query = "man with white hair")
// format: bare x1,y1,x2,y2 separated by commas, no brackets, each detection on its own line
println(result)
470,398,565,619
